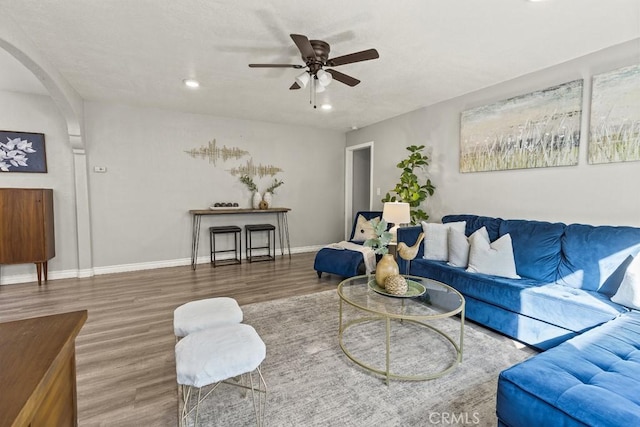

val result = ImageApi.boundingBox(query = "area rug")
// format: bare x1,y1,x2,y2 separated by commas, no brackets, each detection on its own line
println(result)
179,289,537,427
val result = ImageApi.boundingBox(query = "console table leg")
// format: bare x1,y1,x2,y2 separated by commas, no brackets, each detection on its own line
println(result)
283,212,291,259
191,215,202,270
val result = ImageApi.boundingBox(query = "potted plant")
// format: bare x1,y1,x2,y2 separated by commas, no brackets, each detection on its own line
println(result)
263,178,284,207
364,219,398,286
239,175,261,208
381,144,436,224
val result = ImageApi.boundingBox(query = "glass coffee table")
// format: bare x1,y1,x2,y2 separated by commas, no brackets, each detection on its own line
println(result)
337,274,465,384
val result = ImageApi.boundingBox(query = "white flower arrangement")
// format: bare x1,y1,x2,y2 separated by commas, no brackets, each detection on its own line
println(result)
0,137,36,171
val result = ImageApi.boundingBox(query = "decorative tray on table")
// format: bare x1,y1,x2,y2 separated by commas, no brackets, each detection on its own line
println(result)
368,279,426,298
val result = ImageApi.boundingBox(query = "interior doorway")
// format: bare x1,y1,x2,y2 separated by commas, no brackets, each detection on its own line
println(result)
345,142,374,239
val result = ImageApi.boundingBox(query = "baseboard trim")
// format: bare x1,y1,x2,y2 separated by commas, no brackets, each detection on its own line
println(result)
0,245,324,285
0,268,83,286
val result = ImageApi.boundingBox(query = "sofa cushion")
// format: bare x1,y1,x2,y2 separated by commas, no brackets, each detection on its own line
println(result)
611,255,640,310
557,224,640,292
351,214,379,242
466,227,520,279
498,219,565,282
410,259,625,333
421,221,466,261
443,214,503,241
497,310,640,427
447,228,469,267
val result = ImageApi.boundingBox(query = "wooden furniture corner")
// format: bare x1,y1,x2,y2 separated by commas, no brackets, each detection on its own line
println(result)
0,310,87,427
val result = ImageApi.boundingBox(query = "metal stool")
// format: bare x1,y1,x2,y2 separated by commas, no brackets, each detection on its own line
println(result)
209,226,241,267
176,323,267,427
173,297,243,339
245,224,276,263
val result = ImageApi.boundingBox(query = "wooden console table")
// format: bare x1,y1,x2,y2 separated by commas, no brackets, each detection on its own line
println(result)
189,208,291,270
0,310,87,427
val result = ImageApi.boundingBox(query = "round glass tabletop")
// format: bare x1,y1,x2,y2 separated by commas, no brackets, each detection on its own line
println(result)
337,274,464,320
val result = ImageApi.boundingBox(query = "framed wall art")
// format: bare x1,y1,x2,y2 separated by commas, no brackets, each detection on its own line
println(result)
0,131,47,173
589,64,640,164
460,80,583,172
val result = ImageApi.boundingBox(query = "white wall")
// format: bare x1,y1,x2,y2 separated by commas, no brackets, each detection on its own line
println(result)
85,102,345,269
347,39,640,227
0,90,79,282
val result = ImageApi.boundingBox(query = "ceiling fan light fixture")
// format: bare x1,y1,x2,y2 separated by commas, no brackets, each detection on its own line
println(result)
295,71,310,88
316,69,332,87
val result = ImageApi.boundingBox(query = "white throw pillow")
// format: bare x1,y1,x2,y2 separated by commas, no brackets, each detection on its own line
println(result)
466,227,520,279
611,256,640,310
422,221,466,261
351,215,379,242
448,228,470,268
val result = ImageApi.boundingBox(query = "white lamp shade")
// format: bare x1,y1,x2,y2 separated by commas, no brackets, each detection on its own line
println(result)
383,202,410,243
314,79,326,93
383,202,411,225
316,69,332,87
295,71,310,88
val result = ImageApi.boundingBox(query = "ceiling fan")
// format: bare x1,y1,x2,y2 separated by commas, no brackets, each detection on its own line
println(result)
249,34,379,107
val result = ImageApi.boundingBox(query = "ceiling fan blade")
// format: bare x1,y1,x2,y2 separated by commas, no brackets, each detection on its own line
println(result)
326,69,360,87
326,48,379,67
249,64,304,68
290,34,316,61
289,82,301,90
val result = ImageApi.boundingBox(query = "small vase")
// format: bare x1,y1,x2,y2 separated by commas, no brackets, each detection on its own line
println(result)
375,254,399,288
262,191,273,208
252,192,262,209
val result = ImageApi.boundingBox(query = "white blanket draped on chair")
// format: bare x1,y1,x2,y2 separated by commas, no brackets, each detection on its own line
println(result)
324,241,376,274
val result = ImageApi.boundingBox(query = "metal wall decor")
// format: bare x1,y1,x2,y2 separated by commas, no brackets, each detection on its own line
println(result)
460,80,583,172
589,64,640,164
184,139,249,166
228,158,283,178
0,131,47,173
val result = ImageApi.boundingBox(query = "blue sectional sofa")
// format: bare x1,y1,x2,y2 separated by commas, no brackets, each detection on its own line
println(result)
396,214,640,426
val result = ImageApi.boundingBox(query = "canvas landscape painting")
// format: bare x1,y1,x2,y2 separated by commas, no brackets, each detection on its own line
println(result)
460,80,583,172
589,64,640,164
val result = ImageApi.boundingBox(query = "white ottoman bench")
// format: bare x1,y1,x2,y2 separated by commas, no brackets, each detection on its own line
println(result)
175,323,267,427
173,297,243,338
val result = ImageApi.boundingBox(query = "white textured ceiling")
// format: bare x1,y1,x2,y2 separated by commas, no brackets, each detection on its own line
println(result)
1,0,639,131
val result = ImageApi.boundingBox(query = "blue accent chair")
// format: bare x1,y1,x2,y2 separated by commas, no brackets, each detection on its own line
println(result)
313,211,382,278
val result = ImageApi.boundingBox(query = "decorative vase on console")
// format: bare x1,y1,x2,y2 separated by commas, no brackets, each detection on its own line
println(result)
252,192,262,209
262,191,272,208
375,254,399,288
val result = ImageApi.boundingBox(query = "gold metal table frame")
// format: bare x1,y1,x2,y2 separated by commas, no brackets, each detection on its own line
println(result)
337,275,465,385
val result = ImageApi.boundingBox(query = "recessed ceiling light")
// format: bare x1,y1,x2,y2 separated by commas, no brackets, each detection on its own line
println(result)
183,79,200,88
320,104,332,110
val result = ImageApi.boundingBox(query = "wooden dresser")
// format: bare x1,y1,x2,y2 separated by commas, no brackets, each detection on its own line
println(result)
0,188,55,285
0,311,87,427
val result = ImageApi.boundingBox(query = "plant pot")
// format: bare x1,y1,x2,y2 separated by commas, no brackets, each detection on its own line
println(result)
375,254,399,288
262,191,272,208
252,192,262,209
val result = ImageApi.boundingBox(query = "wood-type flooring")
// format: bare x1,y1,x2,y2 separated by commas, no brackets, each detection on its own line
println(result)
0,252,338,426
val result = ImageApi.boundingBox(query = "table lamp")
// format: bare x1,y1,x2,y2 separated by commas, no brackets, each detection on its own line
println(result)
382,202,410,242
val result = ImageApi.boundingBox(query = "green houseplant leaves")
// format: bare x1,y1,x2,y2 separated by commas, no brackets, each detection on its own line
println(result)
364,218,393,255
381,145,436,224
